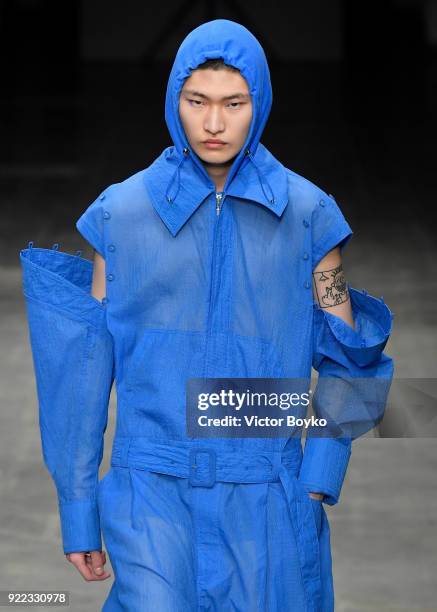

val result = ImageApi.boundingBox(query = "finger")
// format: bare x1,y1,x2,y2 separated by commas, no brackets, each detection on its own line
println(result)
90,550,104,576
89,550,111,579
69,553,96,581
84,551,107,567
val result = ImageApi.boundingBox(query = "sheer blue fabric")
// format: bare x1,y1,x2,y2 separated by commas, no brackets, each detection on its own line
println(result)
20,18,394,612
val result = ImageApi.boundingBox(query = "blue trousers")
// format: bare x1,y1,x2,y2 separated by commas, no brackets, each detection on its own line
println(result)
98,438,334,612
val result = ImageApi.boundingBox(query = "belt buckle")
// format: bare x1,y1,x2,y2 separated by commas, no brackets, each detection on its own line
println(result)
188,448,216,487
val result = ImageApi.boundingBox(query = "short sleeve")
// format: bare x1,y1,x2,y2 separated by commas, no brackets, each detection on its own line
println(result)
311,194,354,270
75,187,111,257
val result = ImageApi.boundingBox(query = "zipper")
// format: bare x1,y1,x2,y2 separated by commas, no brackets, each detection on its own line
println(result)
215,191,223,216
203,190,224,377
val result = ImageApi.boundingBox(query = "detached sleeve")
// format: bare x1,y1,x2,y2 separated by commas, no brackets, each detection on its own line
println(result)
20,243,115,554
298,194,395,506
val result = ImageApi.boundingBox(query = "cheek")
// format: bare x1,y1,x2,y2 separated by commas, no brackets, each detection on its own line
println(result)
179,104,194,130
244,108,253,131
182,113,201,139
234,111,252,143
178,106,188,129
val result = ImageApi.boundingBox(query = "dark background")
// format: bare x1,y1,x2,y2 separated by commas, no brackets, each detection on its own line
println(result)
1,0,436,262
1,1,436,610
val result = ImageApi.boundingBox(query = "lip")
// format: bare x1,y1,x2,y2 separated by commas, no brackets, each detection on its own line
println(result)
204,140,227,148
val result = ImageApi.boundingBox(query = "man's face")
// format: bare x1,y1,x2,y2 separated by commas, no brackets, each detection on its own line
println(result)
179,67,253,166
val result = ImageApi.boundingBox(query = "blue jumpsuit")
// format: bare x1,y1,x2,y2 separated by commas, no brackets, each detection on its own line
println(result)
20,19,394,612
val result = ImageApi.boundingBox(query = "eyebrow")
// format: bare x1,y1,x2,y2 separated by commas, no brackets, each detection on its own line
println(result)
182,89,250,101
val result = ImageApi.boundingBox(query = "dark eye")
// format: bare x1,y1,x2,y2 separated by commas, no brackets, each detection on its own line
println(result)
227,102,241,109
189,99,203,107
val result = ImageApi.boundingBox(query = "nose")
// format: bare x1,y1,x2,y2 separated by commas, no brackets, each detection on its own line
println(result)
204,106,225,135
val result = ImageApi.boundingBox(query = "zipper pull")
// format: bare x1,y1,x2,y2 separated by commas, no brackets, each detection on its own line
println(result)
215,192,223,216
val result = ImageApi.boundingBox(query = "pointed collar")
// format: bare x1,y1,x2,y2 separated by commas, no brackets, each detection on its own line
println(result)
142,143,289,237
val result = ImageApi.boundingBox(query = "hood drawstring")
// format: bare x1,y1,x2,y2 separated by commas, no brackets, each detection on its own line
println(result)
164,146,276,206
244,148,276,205
165,147,191,203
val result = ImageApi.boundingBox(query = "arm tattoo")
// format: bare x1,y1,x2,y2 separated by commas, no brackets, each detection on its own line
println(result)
312,263,350,308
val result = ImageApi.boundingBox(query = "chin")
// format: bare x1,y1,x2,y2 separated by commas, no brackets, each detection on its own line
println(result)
196,148,237,166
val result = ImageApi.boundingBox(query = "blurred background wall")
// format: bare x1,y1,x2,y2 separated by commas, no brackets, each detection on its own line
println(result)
1,1,436,610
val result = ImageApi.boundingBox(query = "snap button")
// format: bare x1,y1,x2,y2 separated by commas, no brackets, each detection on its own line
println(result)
303,219,309,228
101,297,109,305
103,211,111,220
107,273,114,282
304,280,311,289
108,244,116,252
319,199,325,207
99,193,106,200
303,252,309,260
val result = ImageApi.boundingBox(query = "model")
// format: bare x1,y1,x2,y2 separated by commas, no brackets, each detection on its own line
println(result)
20,18,394,612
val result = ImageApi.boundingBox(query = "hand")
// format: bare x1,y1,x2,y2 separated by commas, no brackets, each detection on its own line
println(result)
308,492,324,501
65,550,111,581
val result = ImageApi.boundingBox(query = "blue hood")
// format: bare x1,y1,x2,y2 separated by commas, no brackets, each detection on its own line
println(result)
143,19,289,236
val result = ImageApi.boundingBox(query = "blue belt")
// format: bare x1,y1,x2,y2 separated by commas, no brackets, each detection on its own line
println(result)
109,436,322,611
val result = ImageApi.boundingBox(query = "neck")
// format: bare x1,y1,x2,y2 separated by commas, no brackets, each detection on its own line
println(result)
202,159,233,193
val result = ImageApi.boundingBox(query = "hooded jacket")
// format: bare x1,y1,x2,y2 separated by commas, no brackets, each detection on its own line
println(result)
146,18,285,236
20,20,394,605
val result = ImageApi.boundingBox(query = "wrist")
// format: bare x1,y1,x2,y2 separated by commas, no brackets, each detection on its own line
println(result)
308,492,324,501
